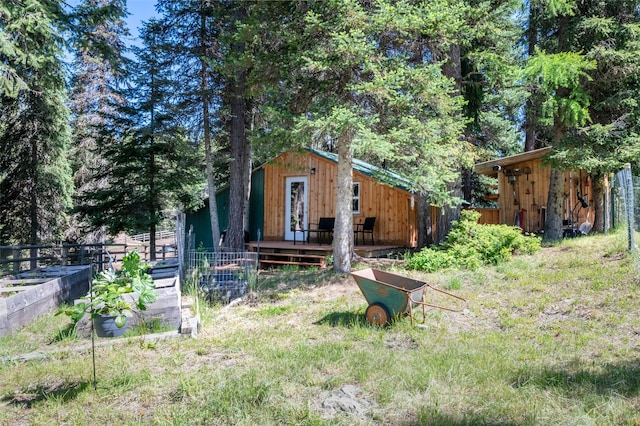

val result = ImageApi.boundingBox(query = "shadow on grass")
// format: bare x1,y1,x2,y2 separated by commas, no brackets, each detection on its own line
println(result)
513,358,640,397
315,311,368,328
2,380,90,408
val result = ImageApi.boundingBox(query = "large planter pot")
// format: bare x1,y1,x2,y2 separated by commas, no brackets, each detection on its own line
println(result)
93,315,129,338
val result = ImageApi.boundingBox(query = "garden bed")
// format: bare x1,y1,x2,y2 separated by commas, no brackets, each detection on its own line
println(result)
74,272,186,338
0,266,92,337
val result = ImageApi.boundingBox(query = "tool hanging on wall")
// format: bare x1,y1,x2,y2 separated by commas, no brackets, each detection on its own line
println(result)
531,180,539,232
509,174,518,205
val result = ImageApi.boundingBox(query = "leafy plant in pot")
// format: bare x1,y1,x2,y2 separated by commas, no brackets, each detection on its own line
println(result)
58,250,157,337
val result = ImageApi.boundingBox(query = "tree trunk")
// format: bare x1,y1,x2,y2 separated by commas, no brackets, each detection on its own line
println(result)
149,81,157,261
29,138,38,269
226,4,249,252
543,91,569,241
544,168,565,241
524,103,537,152
334,130,354,274
200,5,221,250
436,177,462,244
227,78,248,251
591,173,604,233
436,43,463,243
150,221,156,261
524,0,538,152
416,192,433,248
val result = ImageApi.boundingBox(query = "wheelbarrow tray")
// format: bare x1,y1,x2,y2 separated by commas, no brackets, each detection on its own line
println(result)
351,268,427,318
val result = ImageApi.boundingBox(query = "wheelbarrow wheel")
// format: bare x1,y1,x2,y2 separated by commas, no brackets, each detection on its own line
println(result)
365,303,390,326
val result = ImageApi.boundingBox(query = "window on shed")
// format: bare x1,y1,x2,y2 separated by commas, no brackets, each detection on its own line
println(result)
352,183,360,214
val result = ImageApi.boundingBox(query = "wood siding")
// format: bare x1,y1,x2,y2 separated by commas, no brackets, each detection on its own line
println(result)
473,208,500,225
262,151,417,246
494,160,595,233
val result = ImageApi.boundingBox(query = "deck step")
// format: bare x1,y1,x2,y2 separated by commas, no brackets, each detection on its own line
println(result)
258,251,327,268
259,260,323,267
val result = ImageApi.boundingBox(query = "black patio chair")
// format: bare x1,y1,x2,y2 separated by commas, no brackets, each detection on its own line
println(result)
354,217,376,245
306,217,335,245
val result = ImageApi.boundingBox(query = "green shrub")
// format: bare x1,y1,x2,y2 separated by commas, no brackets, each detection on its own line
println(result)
404,247,455,272
406,210,541,272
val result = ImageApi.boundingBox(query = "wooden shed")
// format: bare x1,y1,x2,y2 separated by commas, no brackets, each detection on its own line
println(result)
474,147,596,235
262,149,418,246
186,148,420,249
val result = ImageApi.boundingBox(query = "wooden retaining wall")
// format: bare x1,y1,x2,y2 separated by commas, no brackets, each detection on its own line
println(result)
0,266,92,337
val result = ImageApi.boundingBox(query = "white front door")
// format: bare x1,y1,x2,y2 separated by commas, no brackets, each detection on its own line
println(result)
285,177,308,241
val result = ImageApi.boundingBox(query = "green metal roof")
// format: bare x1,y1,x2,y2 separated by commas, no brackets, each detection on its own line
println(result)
306,148,412,192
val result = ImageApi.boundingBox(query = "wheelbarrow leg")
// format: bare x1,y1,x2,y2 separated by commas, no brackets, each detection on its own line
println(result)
408,300,414,326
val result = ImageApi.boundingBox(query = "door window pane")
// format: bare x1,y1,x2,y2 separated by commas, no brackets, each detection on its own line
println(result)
290,182,305,231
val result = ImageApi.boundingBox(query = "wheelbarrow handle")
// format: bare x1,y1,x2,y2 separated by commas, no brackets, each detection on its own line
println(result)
409,284,467,313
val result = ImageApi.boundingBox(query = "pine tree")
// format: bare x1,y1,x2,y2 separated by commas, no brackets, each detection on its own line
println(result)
547,0,640,233
523,0,640,238
294,0,472,272
67,0,130,244
0,0,73,249
156,0,223,249
75,18,203,259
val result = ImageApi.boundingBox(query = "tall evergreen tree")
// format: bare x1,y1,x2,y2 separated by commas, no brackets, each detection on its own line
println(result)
76,19,203,259
420,0,525,244
155,0,223,250
546,0,640,234
0,0,73,249
215,0,251,251
67,0,129,244
295,0,471,272
523,0,640,238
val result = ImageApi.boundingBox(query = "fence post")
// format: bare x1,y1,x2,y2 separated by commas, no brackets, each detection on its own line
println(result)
12,248,20,273
30,247,38,270
623,164,635,251
61,244,69,266
97,246,104,272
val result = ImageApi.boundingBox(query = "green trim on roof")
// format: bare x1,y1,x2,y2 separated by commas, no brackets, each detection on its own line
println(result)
306,148,411,192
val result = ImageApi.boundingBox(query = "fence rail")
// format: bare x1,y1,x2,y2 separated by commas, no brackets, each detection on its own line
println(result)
0,241,178,275
129,230,175,243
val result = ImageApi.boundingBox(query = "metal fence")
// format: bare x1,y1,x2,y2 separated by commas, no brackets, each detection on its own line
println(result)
612,164,638,251
186,250,258,303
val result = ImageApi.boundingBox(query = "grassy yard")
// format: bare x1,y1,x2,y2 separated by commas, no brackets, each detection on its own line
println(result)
1,232,640,425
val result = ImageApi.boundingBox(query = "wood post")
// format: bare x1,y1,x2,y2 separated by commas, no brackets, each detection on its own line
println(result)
12,248,20,273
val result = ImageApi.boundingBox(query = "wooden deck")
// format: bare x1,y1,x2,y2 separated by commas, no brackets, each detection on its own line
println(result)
246,240,406,268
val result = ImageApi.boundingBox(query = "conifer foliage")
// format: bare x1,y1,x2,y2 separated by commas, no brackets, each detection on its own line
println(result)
1,0,639,251
0,0,73,245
